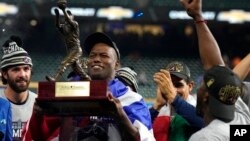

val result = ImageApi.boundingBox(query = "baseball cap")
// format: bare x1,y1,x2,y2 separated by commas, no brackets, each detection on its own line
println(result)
1,35,33,69
165,61,191,81
204,65,241,122
115,67,139,92
83,32,120,60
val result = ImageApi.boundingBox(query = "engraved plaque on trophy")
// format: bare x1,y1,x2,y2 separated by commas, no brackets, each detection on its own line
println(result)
36,80,116,116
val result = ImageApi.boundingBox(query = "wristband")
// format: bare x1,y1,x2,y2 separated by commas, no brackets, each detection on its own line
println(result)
195,20,207,24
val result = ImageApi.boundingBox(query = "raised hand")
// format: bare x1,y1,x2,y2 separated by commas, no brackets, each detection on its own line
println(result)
153,87,167,111
153,69,177,103
179,0,203,21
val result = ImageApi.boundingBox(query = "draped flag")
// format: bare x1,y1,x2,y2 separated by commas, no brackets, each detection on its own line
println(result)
109,79,155,141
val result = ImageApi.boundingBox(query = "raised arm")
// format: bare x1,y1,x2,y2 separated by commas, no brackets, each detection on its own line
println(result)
153,69,204,128
180,0,224,69
233,53,250,81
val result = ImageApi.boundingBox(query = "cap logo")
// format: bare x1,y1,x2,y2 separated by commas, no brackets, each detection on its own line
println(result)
23,57,31,63
168,63,183,72
3,42,24,55
218,85,241,104
206,78,215,88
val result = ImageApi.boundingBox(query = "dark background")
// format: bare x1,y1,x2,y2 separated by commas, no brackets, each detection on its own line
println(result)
0,0,249,98
0,0,249,59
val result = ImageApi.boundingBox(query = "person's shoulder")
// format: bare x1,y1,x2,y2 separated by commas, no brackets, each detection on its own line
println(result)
28,90,38,98
243,81,250,85
235,97,249,112
124,88,142,99
118,88,145,106
189,131,214,141
0,89,7,101
242,81,250,95
187,94,197,106
0,97,9,105
188,128,210,141
233,97,250,124
0,88,5,95
189,121,226,141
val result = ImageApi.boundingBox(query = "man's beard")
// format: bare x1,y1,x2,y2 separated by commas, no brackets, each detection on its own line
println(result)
8,78,30,93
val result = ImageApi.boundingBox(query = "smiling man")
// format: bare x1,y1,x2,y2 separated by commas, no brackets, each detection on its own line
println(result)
83,32,155,141
22,32,155,141
0,36,37,140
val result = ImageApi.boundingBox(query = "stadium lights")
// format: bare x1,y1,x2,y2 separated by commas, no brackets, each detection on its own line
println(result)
96,6,134,20
217,10,250,24
50,7,95,17
0,2,18,16
169,10,216,20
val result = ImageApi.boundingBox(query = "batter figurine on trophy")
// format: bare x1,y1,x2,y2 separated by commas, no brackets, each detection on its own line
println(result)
46,0,90,81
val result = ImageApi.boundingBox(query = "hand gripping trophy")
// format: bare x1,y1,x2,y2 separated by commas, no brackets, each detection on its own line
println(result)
46,0,91,81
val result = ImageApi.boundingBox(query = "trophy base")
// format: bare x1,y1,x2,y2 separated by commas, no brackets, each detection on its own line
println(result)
36,81,114,116
36,97,116,116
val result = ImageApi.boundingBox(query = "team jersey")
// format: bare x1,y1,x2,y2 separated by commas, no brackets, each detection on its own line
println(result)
0,89,37,141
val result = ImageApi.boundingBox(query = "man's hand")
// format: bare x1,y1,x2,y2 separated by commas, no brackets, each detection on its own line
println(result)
33,102,44,117
179,0,203,21
153,69,177,103
107,92,140,140
153,87,167,111
107,92,124,118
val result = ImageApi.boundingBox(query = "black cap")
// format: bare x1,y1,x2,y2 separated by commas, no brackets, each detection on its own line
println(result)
204,65,241,122
165,61,191,81
83,32,120,60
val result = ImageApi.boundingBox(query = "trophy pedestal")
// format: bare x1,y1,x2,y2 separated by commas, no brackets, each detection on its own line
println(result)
36,80,115,116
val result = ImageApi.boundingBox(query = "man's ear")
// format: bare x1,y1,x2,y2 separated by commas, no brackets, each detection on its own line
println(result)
115,60,120,70
188,80,195,91
1,71,6,78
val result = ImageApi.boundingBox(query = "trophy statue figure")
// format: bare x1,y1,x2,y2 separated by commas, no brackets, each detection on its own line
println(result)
46,0,90,81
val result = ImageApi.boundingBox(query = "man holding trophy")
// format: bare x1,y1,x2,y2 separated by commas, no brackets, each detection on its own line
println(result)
22,0,155,141
23,33,155,141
